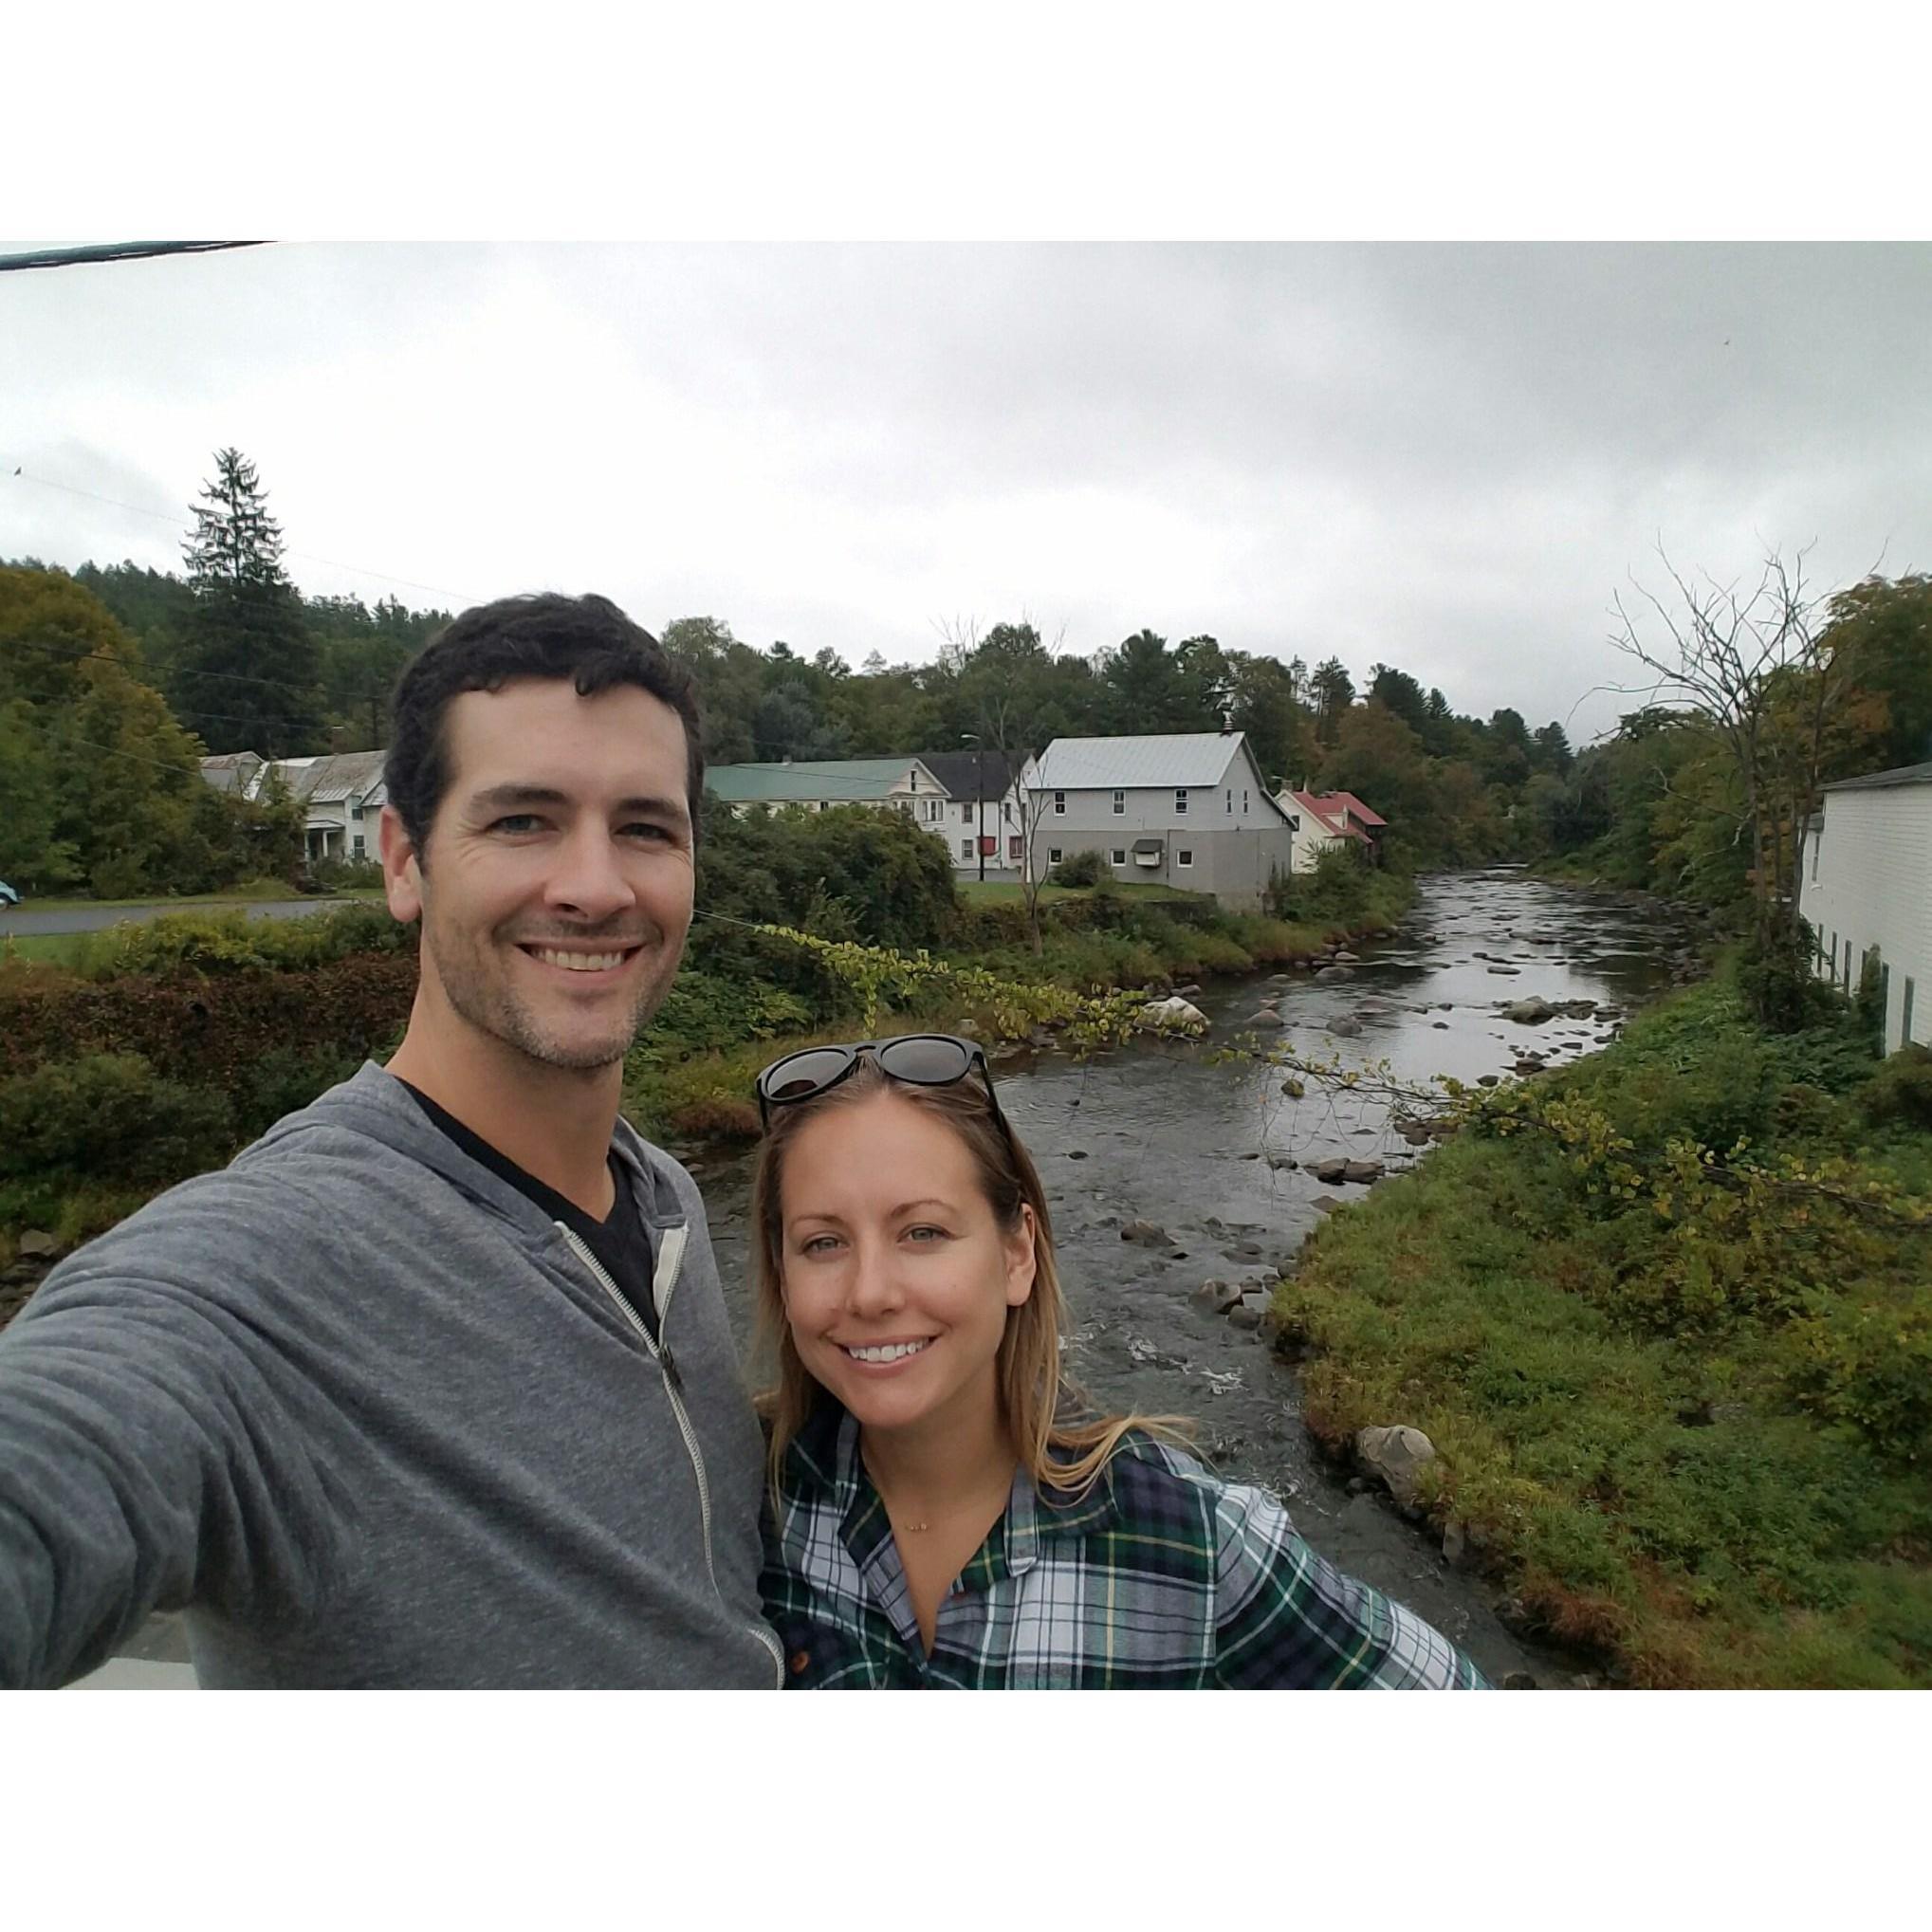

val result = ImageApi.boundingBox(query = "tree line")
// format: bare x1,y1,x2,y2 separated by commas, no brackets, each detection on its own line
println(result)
9,450,1925,910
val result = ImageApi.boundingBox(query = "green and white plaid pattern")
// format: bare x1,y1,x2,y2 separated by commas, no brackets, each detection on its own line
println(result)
761,1406,1490,1689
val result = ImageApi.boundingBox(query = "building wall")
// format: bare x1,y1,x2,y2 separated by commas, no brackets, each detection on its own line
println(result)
1798,784,1932,1051
1029,785,1294,910
944,790,1021,872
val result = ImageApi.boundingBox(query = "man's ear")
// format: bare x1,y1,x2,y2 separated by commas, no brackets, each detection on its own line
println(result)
378,804,423,925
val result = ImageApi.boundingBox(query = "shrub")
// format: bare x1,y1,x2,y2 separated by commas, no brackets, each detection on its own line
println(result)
1736,922,1839,1034
1780,1295,1932,1464
1048,848,1108,888
96,904,414,978
0,1054,234,1189
1855,1044,1932,1132
309,856,385,891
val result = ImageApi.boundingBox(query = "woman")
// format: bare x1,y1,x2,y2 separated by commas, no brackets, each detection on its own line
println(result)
752,1033,1488,1689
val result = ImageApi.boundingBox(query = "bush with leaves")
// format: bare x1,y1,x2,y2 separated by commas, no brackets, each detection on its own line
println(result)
1047,848,1107,888
0,1053,235,1190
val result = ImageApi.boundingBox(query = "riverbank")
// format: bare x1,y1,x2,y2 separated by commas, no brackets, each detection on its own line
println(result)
626,875,1415,1145
1270,958,1932,1687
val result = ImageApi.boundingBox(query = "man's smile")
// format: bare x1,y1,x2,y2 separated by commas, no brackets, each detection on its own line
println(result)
517,943,644,975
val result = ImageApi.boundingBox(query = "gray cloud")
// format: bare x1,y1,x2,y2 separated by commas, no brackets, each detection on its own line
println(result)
5,241,1926,744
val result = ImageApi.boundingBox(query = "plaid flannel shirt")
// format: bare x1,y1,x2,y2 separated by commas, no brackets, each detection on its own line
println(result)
760,1406,1489,1689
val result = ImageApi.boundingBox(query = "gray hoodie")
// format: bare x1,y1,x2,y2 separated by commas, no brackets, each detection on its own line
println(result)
0,1062,783,1688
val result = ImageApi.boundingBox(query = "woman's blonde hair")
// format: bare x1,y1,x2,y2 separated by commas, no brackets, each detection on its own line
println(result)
751,1053,1191,1499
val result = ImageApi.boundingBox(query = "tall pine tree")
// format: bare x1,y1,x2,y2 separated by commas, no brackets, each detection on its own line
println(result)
173,449,323,755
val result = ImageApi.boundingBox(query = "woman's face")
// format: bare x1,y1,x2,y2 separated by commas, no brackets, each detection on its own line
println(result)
777,1089,1036,1445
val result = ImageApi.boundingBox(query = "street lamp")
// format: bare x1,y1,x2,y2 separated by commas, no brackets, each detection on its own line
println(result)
961,731,985,882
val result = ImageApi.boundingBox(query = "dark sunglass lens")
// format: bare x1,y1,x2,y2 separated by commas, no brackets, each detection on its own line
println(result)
760,1047,851,1102
875,1037,974,1086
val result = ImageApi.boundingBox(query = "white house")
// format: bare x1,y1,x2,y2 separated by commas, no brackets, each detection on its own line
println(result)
704,756,952,834
198,747,388,866
1797,757,1932,1053
1025,731,1297,911
911,748,1029,876
1276,787,1386,872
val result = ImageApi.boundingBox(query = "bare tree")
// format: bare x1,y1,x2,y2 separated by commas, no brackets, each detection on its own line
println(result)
1607,544,1853,948
936,616,1058,955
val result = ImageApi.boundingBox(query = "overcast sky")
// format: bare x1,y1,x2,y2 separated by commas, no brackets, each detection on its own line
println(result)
5,240,1928,746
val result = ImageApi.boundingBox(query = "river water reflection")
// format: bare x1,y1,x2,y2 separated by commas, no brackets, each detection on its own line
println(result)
691,868,1703,1684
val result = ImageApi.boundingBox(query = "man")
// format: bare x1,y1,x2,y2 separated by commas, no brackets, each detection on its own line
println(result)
0,594,782,1688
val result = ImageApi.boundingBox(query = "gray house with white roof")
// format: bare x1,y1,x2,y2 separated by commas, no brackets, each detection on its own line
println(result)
1026,732,1297,911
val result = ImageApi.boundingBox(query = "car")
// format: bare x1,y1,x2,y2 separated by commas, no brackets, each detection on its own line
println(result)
0,880,19,908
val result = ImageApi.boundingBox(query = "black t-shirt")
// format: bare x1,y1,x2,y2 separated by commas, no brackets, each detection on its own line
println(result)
394,1078,660,1345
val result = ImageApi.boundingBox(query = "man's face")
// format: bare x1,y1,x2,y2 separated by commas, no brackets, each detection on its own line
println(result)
380,678,695,1076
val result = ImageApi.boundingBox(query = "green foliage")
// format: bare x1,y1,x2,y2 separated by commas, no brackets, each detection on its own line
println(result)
308,856,385,891
1280,965,1932,1685
1736,920,1841,1032
1047,848,1107,888
0,1054,234,1189
1857,1045,1932,1132
1780,1292,1932,1465
173,449,324,756
91,903,414,978
1266,845,1409,931
0,566,303,897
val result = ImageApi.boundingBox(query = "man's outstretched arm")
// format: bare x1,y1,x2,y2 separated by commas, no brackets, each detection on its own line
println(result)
0,1267,345,1689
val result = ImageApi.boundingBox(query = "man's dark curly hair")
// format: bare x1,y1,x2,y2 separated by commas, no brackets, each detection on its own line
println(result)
383,593,704,861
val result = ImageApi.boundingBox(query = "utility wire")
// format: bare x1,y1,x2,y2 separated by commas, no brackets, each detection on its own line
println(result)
0,241,271,274
3,465,472,605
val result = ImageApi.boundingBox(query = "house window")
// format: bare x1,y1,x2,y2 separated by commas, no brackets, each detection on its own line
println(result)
1225,789,1231,812
1811,824,1822,882
1904,977,1917,1047
819,801,829,811
962,802,973,823
1111,848,1127,865
961,838,974,860
1008,835,1021,860
350,799,365,820
1048,847,1063,866
1054,791,1066,815
352,835,365,858
1242,789,1249,813
1112,789,1124,815
1003,800,1012,823
1177,848,1194,867
1175,789,1187,814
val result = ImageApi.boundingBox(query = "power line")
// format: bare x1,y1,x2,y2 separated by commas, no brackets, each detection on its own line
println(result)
4,632,396,701
3,465,472,605
0,241,270,274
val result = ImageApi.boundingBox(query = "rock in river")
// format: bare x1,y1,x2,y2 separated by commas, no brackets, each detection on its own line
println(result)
1353,1424,1438,1505
1138,995,1208,1034
1501,997,1557,1024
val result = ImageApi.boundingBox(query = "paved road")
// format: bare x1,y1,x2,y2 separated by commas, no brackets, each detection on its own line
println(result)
0,898,346,937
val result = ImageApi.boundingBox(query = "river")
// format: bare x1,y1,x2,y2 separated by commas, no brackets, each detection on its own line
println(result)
684,867,1705,1687
88,868,1700,1687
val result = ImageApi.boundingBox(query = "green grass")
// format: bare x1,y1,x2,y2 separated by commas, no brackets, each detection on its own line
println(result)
955,879,1217,906
0,934,91,969
1274,969,1932,1687
0,880,389,916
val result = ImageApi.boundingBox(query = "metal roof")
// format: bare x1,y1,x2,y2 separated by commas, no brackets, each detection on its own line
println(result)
1029,733,1250,791
277,749,388,804
912,748,1023,802
1821,759,1932,793
705,757,947,804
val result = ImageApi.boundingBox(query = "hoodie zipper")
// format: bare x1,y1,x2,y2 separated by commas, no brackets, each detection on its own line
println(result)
555,1221,785,1686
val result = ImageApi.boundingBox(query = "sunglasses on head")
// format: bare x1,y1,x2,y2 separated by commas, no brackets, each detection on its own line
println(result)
753,1033,1009,1133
